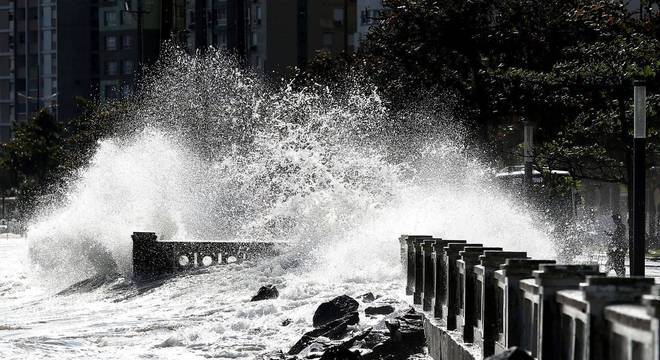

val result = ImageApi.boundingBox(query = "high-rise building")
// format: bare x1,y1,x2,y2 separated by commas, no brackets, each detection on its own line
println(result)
0,0,98,142
99,0,179,101
184,0,246,54
0,0,362,142
246,0,356,77
355,0,381,48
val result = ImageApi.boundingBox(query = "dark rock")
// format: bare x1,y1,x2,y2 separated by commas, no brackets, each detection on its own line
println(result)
384,308,425,349
358,292,376,303
485,347,534,360
313,295,360,328
288,312,360,355
257,350,297,360
251,285,279,301
281,318,293,326
341,327,372,348
361,329,389,349
365,305,395,316
319,345,362,360
299,337,341,358
361,339,397,360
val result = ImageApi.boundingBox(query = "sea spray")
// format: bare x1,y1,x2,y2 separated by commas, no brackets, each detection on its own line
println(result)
25,46,554,291
0,46,561,360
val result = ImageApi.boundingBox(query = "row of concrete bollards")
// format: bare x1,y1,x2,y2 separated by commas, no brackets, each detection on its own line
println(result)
399,235,660,360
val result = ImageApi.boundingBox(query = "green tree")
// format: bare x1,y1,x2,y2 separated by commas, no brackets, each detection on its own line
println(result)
303,0,660,240
0,98,127,217
0,109,66,212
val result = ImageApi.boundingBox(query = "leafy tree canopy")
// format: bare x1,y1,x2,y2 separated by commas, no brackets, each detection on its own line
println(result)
305,0,659,184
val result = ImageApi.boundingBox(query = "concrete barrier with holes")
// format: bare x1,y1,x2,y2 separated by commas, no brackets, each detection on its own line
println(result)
132,232,281,278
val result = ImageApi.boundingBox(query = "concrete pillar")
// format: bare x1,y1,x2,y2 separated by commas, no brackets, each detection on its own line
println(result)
132,232,173,278
399,235,409,279
474,251,528,358
457,246,502,343
643,286,660,359
443,242,474,330
403,235,432,295
494,258,555,354
534,264,602,360
422,239,436,311
413,236,432,304
431,239,468,320
582,276,655,360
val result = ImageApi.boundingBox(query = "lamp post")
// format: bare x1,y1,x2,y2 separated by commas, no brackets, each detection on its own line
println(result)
124,0,148,65
631,80,647,276
523,120,535,192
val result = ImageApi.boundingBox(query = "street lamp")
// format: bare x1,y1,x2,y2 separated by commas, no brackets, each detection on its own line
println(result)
523,120,535,191
123,0,148,66
631,80,647,276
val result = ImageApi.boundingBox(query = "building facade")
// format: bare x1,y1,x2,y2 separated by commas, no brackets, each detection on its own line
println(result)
184,0,246,54
0,0,93,142
99,0,188,101
246,0,356,77
0,0,360,142
355,0,381,48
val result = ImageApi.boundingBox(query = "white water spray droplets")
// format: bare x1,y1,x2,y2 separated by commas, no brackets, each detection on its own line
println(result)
0,46,564,359
26,45,554,290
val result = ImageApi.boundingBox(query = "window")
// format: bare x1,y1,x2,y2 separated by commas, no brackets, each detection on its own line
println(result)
105,61,118,76
255,6,262,24
217,6,227,20
105,35,117,50
41,30,50,51
0,57,9,76
39,6,53,27
122,34,132,49
122,11,134,25
0,103,10,123
251,32,258,46
0,9,9,28
122,60,133,75
322,32,333,47
0,80,8,99
0,33,8,52
217,30,227,45
333,8,344,24
104,11,118,26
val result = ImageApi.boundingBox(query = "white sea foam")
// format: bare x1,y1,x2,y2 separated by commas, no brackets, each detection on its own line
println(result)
0,47,555,359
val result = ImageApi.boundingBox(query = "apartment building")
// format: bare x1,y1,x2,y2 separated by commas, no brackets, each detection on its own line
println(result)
184,0,246,54
0,0,97,142
100,0,192,100
355,0,381,48
246,0,356,77
0,1,356,141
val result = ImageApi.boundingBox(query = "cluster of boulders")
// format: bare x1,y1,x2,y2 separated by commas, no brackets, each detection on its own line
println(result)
252,286,426,360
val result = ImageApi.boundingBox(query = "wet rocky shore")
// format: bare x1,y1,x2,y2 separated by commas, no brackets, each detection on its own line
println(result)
255,288,427,360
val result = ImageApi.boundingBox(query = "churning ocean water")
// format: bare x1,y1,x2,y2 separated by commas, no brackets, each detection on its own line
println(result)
0,47,554,359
